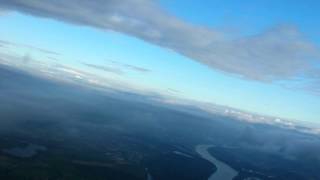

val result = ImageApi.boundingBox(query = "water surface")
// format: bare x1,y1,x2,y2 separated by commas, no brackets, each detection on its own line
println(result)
196,144,238,180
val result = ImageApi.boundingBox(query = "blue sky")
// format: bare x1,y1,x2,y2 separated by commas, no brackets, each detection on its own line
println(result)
161,0,320,39
0,0,319,123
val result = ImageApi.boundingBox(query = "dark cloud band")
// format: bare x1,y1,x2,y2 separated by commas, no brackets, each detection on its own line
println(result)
0,0,319,92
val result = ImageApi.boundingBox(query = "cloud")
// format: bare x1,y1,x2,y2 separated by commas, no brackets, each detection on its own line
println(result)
22,53,32,64
167,88,181,94
83,63,123,75
0,7,8,15
0,0,320,90
31,46,60,56
0,40,11,45
0,39,60,56
47,56,59,61
83,61,150,75
0,50,39,66
109,60,150,73
123,64,150,73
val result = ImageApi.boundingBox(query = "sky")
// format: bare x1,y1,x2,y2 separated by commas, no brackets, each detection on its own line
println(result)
0,0,319,123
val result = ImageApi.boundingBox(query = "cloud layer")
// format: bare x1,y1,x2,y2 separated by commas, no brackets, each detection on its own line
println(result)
0,0,320,88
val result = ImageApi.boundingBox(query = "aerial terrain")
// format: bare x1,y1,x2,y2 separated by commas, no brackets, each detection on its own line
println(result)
0,64,319,180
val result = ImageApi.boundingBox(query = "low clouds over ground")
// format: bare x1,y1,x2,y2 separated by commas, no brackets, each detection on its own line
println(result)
0,0,319,92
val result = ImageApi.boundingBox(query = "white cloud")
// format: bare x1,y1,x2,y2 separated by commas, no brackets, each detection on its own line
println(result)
0,0,319,91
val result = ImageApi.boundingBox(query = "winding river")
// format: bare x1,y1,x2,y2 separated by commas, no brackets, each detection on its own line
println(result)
196,145,238,180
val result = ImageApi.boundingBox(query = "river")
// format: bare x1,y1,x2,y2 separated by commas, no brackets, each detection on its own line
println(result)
196,145,238,180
